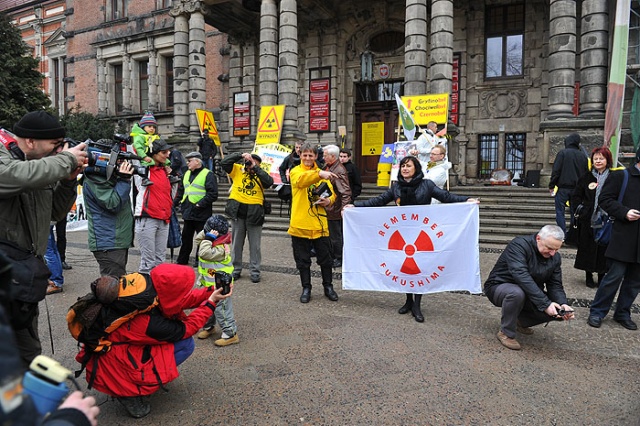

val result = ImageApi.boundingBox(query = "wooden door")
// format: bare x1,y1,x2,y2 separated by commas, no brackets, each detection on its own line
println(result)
354,101,399,183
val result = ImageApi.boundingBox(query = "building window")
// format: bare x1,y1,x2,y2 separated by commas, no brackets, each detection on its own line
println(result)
505,133,526,178
108,0,126,21
485,4,524,78
113,64,124,114
165,57,174,109
355,81,403,102
138,60,149,112
51,57,66,114
161,0,172,8
478,134,499,179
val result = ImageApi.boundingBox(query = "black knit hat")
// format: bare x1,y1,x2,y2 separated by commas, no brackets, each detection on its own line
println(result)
150,139,171,155
13,111,65,139
204,215,229,235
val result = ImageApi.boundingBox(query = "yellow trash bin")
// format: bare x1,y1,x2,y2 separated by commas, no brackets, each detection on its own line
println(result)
377,163,392,187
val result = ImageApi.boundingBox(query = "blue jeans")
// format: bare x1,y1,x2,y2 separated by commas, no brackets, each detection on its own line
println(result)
203,158,213,171
554,188,573,234
589,260,640,320
174,338,195,366
44,225,63,287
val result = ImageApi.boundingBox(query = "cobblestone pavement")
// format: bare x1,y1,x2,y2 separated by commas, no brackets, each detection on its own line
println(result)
39,231,640,425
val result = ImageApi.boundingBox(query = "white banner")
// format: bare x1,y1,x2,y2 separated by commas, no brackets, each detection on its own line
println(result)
342,203,481,294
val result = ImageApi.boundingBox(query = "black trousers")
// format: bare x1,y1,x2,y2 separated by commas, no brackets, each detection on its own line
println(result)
291,235,332,269
176,220,206,264
55,218,67,262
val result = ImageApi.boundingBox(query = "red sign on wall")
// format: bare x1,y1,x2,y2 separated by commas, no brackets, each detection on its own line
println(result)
233,91,251,137
309,75,330,133
451,54,461,125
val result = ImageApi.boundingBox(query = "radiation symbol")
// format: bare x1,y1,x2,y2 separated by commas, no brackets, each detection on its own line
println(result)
387,230,434,274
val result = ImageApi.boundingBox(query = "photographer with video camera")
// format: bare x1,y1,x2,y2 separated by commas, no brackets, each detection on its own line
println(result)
221,152,274,283
484,225,575,351
83,138,137,278
0,110,87,366
194,215,239,346
288,142,338,303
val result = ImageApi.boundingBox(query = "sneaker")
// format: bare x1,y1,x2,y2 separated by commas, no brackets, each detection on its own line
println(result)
214,334,239,347
197,327,214,339
61,261,72,270
496,330,521,350
46,281,63,295
250,275,260,283
141,178,154,187
232,271,241,280
117,396,151,419
516,322,534,335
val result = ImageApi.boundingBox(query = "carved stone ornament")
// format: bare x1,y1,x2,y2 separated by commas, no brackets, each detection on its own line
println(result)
479,89,527,119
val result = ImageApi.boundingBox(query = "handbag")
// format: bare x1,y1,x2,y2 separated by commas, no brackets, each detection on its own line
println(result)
167,208,182,249
593,169,629,246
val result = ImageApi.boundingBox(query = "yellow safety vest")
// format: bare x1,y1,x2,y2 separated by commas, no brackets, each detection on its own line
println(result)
198,251,234,288
181,168,211,203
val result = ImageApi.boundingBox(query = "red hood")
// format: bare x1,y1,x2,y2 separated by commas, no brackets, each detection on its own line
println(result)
150,264,196,318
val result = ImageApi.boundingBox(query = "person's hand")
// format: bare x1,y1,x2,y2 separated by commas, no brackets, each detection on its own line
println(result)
118,160,134,177
315,197,331,207
549,188,556,196
466,198,480,204
58,391,100,426
144,156,152,163
626,209,640,222
344,204,354,209
208,284,233,304
241,153,255,166
559,304,575,320
318,170,336,180
63,142,88,180
409,149,418,156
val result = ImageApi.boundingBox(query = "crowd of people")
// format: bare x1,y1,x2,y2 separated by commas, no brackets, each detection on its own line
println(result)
1,110,639,423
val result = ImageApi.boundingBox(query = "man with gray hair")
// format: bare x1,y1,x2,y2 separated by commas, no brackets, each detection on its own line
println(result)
484,225,575,350
322,144,351,268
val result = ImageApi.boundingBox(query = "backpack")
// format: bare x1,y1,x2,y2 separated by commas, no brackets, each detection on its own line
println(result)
67,273,158,354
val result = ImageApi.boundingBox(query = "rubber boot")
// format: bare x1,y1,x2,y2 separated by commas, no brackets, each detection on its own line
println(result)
411,294,424,323
585,272,597,288
321,265,338,301
299,268,312,303
398,293,413,314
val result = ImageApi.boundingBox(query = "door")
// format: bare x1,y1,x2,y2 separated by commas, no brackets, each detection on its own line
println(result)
354,100,399,183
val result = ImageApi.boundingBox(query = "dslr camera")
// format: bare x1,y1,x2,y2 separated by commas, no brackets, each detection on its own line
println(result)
67,134,148,180
312,181,332,199
214,271,233,295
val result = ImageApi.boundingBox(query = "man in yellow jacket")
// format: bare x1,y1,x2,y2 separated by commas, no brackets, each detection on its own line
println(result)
288,142,338,303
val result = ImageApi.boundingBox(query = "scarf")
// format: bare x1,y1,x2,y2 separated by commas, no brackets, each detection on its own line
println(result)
396,172,424,206
590,168,609,227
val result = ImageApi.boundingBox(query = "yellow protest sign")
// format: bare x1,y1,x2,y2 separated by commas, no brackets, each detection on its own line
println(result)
195,109,221,146
255,105,285,145
401,94,449,126
361,122,384,156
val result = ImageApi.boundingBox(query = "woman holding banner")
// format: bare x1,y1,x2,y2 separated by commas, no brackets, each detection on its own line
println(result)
349,156,478,322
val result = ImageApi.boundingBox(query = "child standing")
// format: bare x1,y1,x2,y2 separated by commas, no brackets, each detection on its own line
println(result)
195,215,239,346
131,112,160,186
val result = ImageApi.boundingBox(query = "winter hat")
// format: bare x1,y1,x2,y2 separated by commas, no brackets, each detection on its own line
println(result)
139,111,157,127
185,151,202,160
12,111,66,139
150,139,171,155
204,215,229,235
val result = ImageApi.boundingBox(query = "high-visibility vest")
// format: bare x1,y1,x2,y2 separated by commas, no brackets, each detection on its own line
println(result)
181,168,211,203
198,251,233,288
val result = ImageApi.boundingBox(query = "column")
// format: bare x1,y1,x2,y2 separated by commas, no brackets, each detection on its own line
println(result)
547,0,577,120
259,0,279,107
429,0,453,96
404,0,428,96
147,46,159,112
279,0,304,142
189,10,207,135
172,12,190,134
97,56,107,115
579,0,608,118
122,52,132,114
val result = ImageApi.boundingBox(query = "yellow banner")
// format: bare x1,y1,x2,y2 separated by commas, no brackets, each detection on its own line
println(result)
255,105,285,145
195,109,221,146
361,122,384,156
401,94,449,126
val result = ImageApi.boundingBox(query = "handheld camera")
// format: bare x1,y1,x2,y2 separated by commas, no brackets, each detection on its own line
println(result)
67,134,148,180
312,181,332,199
215,271,233,295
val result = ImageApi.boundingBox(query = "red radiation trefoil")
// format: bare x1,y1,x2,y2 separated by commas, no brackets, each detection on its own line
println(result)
387,230,434,275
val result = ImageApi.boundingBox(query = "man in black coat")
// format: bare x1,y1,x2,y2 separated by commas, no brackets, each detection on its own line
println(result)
174,152,218,265
548,133,588,234
197,130,218,171
588,148,640,330
484,225,575,350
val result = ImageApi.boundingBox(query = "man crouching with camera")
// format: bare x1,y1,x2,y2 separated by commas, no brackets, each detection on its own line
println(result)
484,225,575,351
288,142,338,303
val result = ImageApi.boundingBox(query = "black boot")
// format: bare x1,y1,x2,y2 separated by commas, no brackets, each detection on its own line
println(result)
411,294,424,323
299,268,312,303
321,265,338,301
398,293,413,314
585,272,597,288
597,273,605,287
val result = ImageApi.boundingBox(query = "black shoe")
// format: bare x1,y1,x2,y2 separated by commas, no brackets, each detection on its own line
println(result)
398,302,412,315
587,316,602,328
614,318,638,330
118,396,151,419
411,305,424,323
585,273,597,288
61,261,72,270
232,271,241,280
323,285,339,301
332,259,342,268
250,275,261,283
300,287,311,303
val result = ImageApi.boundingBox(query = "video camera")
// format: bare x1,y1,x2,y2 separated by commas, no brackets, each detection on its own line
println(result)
66,134,148,180
312,181,332,199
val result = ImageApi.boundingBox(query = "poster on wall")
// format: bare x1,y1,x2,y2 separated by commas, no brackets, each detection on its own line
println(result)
233,91,251,137
361,122,384,156
309,69,331,133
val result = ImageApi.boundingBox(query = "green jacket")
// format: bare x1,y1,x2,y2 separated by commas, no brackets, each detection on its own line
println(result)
0,142,78,256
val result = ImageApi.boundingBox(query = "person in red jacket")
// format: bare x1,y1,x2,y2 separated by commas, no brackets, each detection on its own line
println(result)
77,263,232,418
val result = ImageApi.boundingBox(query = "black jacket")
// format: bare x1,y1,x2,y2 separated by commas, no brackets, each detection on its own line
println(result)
599,165,640,263
197,136,218,159
279,152,300,183
484,234,567,312
342,160,362,202
174,167,218,222
354,176,467,207
549,133,589,190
